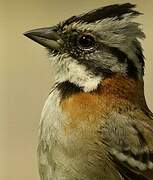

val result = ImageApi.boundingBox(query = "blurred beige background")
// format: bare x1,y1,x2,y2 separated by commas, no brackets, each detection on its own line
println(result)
0,0,153,180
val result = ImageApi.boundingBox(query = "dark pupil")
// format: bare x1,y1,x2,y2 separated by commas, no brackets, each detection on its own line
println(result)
78,35,94,48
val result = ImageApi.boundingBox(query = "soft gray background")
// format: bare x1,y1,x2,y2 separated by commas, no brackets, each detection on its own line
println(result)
1,0,153,180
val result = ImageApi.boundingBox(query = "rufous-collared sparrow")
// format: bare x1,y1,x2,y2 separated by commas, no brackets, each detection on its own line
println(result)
24,3,153,180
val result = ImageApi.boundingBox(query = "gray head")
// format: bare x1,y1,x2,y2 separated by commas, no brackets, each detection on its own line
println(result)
24,3,145,92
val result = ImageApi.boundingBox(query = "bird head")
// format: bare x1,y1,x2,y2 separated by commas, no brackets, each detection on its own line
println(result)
24,3,145,92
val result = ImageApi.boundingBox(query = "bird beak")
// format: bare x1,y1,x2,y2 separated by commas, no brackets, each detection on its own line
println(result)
24,27,61,50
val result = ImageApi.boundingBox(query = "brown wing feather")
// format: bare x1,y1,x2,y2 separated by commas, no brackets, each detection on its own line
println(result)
108,113,153,180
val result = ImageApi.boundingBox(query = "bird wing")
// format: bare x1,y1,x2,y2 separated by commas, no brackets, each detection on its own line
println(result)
101,111,153,180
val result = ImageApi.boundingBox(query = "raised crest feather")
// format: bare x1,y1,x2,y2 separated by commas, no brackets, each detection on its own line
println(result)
61,3,141,28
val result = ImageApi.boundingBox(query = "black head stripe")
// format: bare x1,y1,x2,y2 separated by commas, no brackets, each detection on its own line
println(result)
61,3,140,27
78,3,140,23
109,47,127,63
60,16,78,29
127,59,138,79
108,46,138,79
133,41,145,75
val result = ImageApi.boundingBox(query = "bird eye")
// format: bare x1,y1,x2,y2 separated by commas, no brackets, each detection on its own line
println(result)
78,34,95,50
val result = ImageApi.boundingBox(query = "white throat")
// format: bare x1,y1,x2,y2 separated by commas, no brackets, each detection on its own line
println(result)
50,54,102,92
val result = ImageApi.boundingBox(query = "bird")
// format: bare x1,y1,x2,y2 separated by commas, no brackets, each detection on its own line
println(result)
24,3,153,180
